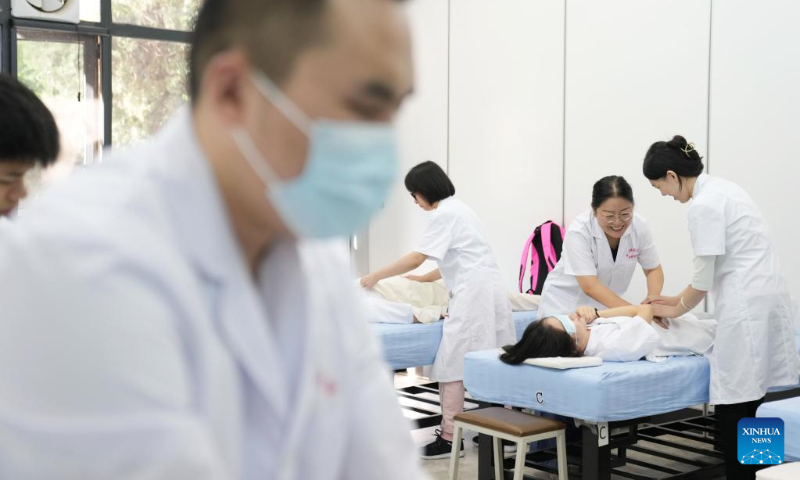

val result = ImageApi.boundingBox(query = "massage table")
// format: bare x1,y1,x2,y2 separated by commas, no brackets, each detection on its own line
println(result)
462,332,800,479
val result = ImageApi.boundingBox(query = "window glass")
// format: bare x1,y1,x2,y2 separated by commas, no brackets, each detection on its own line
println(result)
112,37,189,148
113,0,201,32
81,0,101,22
16,29,104,198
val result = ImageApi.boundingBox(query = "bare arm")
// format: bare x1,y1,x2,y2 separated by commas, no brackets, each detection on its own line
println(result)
575,275,631,309
651,285,707,319
406,268,442,283
598,304,654,323
681,286,707,308
574,304,655,326
646,256,713,309
360,252,427,289
643,265,664,297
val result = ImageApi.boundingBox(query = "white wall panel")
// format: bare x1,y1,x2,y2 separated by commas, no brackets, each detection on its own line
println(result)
708,0,800,302
449,0,565,292
563,0,711,306
367,0,449,276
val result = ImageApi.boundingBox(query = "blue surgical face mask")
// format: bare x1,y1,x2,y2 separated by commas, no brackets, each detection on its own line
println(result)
553,315,576,336
231,70,398,239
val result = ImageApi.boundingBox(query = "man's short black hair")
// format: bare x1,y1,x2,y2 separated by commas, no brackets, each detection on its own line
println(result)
404,161,455,204
189,0,329,102
188,0,408,102
0,74,59,166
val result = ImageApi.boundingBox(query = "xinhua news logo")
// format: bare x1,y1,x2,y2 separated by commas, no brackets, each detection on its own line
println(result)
738,417,784,465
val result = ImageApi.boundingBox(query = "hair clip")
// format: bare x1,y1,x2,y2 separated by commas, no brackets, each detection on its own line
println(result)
681,142,696,157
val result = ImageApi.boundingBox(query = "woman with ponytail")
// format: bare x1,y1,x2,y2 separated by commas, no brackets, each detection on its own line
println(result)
643,135,799,480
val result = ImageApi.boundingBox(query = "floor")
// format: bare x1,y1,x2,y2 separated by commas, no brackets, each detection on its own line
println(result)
398,370,560,480
414,426,558,480
415,427,727,480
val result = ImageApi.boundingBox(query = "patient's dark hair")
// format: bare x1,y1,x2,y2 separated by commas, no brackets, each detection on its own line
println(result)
500,319,580,365
643,135,705,190
405,161,456,204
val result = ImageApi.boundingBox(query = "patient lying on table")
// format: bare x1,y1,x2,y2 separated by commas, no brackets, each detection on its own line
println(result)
360,277,450,324
360,276,542,324
500,304,717,364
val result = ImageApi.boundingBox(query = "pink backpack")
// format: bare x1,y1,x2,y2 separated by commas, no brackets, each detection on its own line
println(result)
518,220,565,295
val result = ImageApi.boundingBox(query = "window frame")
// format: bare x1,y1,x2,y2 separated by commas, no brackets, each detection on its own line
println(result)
0,0,193,148
16,28,104,166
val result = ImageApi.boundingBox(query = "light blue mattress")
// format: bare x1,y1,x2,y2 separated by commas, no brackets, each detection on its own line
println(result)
464,350,709,423
373,310,538,371
463,333,800,423
757,397,800,461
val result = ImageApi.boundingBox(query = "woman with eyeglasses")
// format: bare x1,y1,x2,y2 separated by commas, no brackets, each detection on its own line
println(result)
642,135,799,480
538,176,665,324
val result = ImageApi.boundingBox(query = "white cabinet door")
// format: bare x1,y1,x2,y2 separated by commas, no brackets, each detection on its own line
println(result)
564,0,711,306
708,0,800,311
449,0,566,292
367,0,449,276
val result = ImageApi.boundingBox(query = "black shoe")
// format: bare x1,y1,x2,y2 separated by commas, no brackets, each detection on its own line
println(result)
471,435,517,453
421,429,465,460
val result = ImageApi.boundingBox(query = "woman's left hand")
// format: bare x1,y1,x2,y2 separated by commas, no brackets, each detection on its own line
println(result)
360,274,380,289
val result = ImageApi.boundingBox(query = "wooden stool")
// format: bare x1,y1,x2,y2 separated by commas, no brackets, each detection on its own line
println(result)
449,407,567,480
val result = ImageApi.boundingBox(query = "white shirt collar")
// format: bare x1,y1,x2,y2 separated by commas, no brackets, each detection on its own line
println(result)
692,173,710,199
156,107,248,283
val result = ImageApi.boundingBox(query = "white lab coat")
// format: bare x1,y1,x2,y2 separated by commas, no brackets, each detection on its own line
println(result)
415,197,515,382
584,316,661,362
585,314,717,362
0,110,426,480
688,174,800,405
646,314,718,362
538,210,660,319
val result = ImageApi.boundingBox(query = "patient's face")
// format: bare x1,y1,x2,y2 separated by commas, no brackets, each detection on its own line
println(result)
544,316,578,336
570,315,590,346
545,315,589,350
543,317,562,331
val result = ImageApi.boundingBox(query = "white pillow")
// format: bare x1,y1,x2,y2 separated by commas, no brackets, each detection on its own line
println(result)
520,356,602,369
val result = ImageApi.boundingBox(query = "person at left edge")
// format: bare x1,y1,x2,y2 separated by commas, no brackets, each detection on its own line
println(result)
0,74,60,218
0,1,428,479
